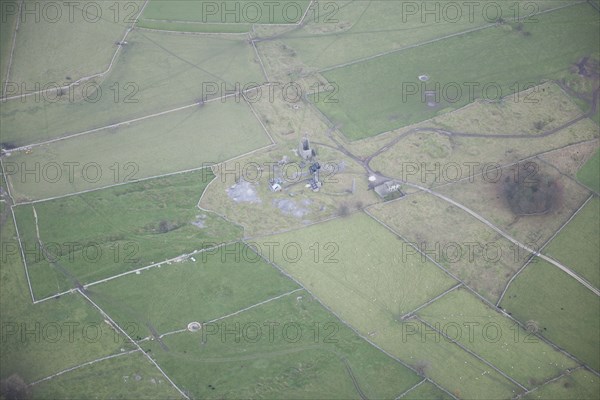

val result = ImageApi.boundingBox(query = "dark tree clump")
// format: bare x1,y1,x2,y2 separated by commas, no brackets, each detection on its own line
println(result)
503,163,560,215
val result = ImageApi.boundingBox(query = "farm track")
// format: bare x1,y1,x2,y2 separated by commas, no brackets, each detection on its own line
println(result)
341,357,368,400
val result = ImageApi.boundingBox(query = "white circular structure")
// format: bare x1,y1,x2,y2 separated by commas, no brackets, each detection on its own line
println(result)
368,176,377,182
418,75,429,82
187,322,202,332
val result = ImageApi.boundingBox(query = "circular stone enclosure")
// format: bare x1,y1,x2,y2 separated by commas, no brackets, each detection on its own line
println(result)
187,322,202,332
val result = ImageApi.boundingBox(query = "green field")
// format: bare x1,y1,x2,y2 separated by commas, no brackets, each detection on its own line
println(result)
278,1,573,71
401,381,453,400
137,20,252,33
0,205,135,385
368,193,530,302
255,213,523,398
2,0,599,397
418,288,578,387
139,0,311,33
256,212,459,321
501,259,600,372
312,3,599,139
30,352,183,400
5,99,269,201
437,155,594,251
577,149,600,193
376,319,520,399
143,289,423,399
13,169,242,299
432,82,585,136
544,197,600,288
523,368,600,400
143,0,310,24
369,113,599,190
0,0,18,87
89,243,299,335
2,1,142,96
0,29,263,146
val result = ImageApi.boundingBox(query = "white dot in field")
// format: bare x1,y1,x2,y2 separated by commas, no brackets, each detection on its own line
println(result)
368,176,376,182
418,75,429,82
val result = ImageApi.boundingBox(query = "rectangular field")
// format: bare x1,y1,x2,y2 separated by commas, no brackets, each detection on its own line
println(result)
280,1,573,71
500,259,600,372
142,0,310,23
139,0,311,32
3,1,143,96
436,155,594,252
142,289,423,400
256,212,459,320
543,197,600,288
13,169,242,300
418,287,578,388
0,29,263,146
401,381,453,400
577,149,600,193
0,209,136,384
313,3,599,139
5,99,270,201
29,351,183,400
523,368,600,400
89,243,300,335
368,192,530,302
254,213,522,398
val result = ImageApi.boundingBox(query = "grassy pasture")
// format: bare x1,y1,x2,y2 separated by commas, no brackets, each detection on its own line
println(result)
13,169,242,299
368,192,532,302
255,212,459,320
2,0,144,96
401,381,453,400
142,0,310,24
89,243,299,335
523,368,599,400
537,140,599,180
5,99,269,201
143,290,422,400
436,156,593,250
418,288,578,388
500,259,600,372
0,1,18,87
376,320,520,399
0,29,263,146
279,1,573,71
368,110,599,190
577,149,600,193
543,197,599,289
30,351,184,400
312,3,599,139
433,82,584,135
0,209,134,384
254,213,522,398
137,20,252,33
139,0,311,33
